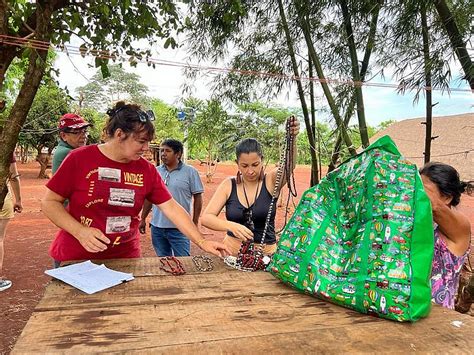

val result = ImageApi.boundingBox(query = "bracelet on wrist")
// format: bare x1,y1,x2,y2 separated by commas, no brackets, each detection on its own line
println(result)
196,238,206,248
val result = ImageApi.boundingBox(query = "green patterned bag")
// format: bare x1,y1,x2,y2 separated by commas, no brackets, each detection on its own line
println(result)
269,136,433,322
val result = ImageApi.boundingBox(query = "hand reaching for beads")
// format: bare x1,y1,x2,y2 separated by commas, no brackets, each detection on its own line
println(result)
199,240,231,258
227,221,254,241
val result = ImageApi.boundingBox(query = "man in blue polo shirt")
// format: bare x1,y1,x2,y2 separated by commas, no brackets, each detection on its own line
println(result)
140,139,204,256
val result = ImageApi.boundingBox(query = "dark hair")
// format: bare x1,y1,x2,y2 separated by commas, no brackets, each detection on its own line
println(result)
235,138,263,160
161,139,184,155
104,101,155,141
419,162,472,207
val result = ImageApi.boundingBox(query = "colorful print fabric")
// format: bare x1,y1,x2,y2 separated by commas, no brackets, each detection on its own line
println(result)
269,136,433,322
431,227,469,309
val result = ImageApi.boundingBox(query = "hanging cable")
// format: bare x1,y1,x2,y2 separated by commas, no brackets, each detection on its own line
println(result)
1,34,472,93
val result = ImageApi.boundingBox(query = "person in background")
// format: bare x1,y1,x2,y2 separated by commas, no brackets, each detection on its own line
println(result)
140,139,203,256
0,153,23,291
201,116,299,256
42,101,229,267
52,113,92,174
420,162,472,309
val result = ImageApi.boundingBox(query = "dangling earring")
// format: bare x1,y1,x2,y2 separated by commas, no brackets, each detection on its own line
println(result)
236,171,242,184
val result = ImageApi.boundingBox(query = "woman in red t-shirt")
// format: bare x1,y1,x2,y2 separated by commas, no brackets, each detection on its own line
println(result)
42,102,229,264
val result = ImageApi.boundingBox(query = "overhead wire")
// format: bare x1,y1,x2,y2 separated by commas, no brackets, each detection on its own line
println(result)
1,34,472,93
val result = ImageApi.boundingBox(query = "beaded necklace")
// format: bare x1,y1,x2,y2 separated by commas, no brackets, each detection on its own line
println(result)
192,255,214,272
241,174,261,231
159,256,186,275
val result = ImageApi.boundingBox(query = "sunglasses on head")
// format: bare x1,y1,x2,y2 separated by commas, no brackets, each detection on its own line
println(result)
242,207,255,231
107,106,155,122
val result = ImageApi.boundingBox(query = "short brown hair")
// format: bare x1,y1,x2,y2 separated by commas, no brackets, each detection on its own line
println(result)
104,101,155,141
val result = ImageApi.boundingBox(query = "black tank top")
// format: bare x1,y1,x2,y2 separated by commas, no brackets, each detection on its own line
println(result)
225,177,277,244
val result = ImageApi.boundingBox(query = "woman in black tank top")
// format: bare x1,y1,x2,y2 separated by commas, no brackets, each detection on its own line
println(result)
201,117,300,256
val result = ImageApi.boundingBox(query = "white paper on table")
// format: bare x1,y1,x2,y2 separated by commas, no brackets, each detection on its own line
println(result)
45,260,134,294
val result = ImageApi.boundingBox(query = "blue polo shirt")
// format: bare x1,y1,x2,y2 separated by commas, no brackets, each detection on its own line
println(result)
150,162,204,228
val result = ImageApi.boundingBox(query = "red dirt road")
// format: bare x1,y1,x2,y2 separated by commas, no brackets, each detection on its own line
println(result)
1,161,473,353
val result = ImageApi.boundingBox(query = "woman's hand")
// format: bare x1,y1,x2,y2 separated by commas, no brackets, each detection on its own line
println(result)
75,226,110,253
198,240,231,258
227,221,254,241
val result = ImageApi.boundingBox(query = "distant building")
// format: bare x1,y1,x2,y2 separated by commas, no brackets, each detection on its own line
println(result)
371,113,473,180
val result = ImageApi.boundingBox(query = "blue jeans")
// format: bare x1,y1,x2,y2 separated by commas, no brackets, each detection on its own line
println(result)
151,226,190,257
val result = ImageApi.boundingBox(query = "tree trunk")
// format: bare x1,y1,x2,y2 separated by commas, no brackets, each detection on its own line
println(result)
298,13,357,157
0,3,53,206
206,142,213,183
0,0,15,96
339,0,369,148
421,5,433,164
308,54,319,185
277,0,319,187
20,145,26,163
328,0,381,172
433,0,473,89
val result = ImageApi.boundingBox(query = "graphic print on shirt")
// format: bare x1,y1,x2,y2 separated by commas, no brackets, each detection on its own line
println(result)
123,172,143,187
112,236,121,246
106,216,131,234
85,198,103,208
98,167,121,182
80,216,93,227
123,172,144,187
108,188,135,207
88,180,95,197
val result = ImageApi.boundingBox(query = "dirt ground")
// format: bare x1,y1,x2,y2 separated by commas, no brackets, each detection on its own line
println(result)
1,161,473,354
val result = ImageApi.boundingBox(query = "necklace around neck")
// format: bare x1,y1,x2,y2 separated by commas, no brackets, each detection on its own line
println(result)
242,177,260,208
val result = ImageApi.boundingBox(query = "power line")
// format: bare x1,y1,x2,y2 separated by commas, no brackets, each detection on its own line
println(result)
1,34,472,93
21,105,64,129
405,149,473,159
390,135,473,151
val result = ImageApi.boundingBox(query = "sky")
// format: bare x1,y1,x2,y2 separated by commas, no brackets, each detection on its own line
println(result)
53,40,473,127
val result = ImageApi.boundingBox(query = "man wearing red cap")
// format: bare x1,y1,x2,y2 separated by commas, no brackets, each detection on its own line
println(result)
52,113,92,174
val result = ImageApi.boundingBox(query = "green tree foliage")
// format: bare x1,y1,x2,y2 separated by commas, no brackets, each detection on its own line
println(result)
18,81,71,155
0,0,182,206
184,0,386,183
187,99,230,181
151,98,183,144
231,102,297,163
77,106,105,145
77,65,150,110
376,119,396,131
188,99,228,162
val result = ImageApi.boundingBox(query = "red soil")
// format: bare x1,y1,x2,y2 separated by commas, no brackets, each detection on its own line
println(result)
0,161,472,353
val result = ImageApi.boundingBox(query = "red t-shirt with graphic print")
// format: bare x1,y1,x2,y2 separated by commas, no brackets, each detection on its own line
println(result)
46,145,172,261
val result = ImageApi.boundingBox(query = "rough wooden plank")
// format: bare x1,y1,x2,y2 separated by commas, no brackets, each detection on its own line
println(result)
110,322,473,354
36,270,299,311
13,293,473,354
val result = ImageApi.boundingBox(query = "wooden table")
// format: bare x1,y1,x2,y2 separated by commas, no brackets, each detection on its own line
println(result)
13,257,473,354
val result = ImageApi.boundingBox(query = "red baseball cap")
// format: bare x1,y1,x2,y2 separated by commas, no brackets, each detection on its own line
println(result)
58,113,91,130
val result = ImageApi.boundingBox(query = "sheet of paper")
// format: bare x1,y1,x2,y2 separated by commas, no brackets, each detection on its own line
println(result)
45,260,134,294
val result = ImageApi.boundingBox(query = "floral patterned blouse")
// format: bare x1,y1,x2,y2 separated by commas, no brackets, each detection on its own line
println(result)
431,227,469,309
